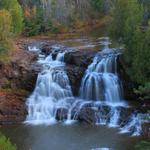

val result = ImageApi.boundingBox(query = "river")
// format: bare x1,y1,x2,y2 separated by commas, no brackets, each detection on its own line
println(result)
1,123,144,150
1,36,149,150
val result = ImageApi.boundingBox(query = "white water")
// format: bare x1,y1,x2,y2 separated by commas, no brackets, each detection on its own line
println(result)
26,46,73,125
120,114,142,136
26,39,148,137
80,52,122,102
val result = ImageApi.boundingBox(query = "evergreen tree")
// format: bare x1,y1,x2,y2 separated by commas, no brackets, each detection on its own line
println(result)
0,0,23,34
0,9,12,41
109,0,150,86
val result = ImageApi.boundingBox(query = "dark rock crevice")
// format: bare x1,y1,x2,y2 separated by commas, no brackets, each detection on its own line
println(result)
64,49,98,96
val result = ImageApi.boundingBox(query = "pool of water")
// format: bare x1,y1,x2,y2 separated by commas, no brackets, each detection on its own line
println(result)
1,123,144,150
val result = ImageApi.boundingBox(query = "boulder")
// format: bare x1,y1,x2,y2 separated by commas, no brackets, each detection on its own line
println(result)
78,107,96,124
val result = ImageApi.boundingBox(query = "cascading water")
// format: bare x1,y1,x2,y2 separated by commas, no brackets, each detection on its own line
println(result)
25,39,148,137
80,52,122,102
79,38,125,128
25,46,73,125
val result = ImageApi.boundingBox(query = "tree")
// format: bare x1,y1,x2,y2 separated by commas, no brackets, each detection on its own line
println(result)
0,0,23,34
109,0,150,87
0,9,12,41
126,28,150,84
109,0,143,42
135,141,150,150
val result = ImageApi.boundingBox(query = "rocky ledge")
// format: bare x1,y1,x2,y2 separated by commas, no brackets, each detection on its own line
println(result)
0,39,149,132
64,49,98,95
0,40,39,124
0,91,27,124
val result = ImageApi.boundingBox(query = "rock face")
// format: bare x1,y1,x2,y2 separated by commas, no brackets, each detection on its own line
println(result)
64,49,98,96
0,39,147,126
0,42,39,124
64,49,137,100
0,91,27,124
0,51,38,92
142,123,150,138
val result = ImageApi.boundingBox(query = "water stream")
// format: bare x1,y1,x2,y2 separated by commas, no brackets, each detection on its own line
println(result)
25,37,149,137
2,37,147,150
26,45,73,125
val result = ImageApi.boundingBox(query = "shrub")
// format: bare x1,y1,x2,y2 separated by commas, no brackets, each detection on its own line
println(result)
0,0,23,35
109,0,150,88
0,133,16,150
134,82,150,100
0,9,12,41
135,141,150,150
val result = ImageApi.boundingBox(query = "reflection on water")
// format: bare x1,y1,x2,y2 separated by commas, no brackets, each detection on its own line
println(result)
1,124,143,150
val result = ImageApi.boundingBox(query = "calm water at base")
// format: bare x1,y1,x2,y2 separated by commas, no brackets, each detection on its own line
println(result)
1,123,144,150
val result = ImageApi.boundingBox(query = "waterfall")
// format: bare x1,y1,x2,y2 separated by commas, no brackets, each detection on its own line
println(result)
25,46,73,125
120,114,142,136
25,39,147,137
79,38,124,128
80,50,122,103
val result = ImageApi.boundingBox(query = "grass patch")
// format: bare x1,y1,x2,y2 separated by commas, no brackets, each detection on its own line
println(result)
0,40,14,62
0,133,16,150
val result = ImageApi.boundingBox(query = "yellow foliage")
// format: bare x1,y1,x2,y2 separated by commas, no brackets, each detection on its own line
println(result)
0,9,12,41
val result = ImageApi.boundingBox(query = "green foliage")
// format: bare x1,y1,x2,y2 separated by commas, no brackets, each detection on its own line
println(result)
0,133,16,150
109,0,150,89
0,0,23,35
125,28,150,84
0,41,11,54
135,141,150,150
0,9,12,41
23,5,59,36
134,82,150,100
109,0,143,42
0,9,12,59
91,0,105,12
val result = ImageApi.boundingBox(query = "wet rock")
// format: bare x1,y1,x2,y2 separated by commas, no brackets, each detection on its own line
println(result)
64,50,96,67
142,123,150,138
78,107,96,124
65,65,85,95
64,49,98,96
56,108,68,121
41,43,53,55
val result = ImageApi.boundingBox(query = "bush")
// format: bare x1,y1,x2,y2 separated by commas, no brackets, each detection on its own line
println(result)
0,133,16,150
24,10,59,36
134,82,150,100
0,0,23,35
125,28,150,84
0,9,12,41
135,141,150,150
91,0,104,12
0,9,12,60
109,0,150,88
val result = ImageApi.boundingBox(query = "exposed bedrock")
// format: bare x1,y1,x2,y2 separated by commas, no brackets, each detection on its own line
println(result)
0,51,39,92
0,40,147,126
64,49,98,96
64,49,137,101
0,47,39,124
